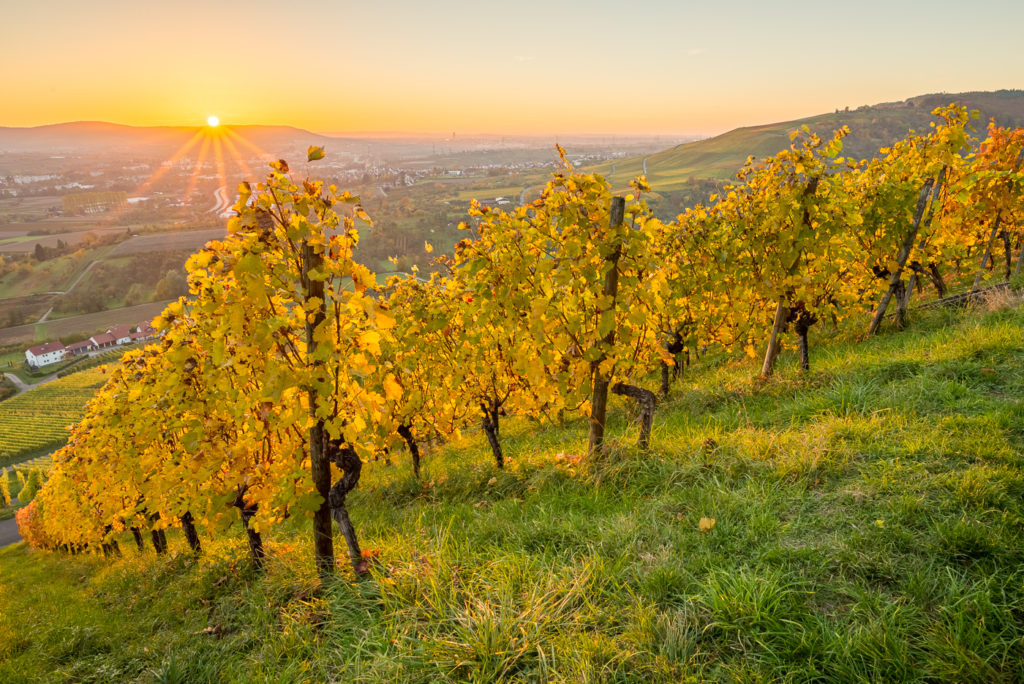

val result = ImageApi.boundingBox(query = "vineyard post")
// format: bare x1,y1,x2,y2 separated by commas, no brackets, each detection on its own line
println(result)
901,166,947,313
761,300,788,378
867,177,935,336
587,196,625,457
971,148,1024,291
971,216,1005,291
302,238,335,578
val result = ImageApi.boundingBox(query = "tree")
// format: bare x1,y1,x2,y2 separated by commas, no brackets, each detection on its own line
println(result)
154,270,188,300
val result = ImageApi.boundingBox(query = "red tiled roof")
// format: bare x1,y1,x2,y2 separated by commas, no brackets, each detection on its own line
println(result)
107,325,133,339
27,341,65,356
90,333,116,345
66,340,94,352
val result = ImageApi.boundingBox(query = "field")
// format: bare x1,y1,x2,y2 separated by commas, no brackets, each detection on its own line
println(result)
1,299,1023,681
105,228,226,256
0,300,171,347
0,367,109,467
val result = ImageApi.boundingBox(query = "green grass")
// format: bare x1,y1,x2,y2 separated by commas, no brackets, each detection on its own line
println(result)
2,300,1024,681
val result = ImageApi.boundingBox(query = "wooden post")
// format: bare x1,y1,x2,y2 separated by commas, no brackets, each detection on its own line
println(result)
867,178,935,336
588,196,625,458
760,300,788,378
971,215,1004,292
303,239,335,579
901,166,947,312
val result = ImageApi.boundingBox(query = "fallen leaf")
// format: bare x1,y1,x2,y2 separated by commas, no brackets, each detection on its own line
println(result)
698,517,716,533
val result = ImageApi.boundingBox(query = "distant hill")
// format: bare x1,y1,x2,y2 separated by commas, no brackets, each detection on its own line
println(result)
0,121,347,156
593,90,1024,194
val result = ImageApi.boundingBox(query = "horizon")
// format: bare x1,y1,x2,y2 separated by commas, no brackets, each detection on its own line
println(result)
4,87,1020,142
3,0,1022,137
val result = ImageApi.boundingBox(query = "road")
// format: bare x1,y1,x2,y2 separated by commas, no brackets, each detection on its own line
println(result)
0,516,21,548
35,259,103,323
209,186,232,216
4,367,62,396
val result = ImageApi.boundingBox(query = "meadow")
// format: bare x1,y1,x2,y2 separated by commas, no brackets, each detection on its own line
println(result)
1,297,1022,682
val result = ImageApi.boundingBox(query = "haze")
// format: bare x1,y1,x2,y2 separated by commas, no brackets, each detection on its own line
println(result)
2,0,1022,136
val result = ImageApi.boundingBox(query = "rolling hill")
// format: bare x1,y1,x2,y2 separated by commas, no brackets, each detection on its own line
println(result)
593,90,1024,194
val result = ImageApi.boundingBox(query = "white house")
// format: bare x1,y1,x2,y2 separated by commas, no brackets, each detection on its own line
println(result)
107,325,133,345
25,341,66,368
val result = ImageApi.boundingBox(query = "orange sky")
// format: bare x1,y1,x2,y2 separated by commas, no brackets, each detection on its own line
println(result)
2,0,1022,136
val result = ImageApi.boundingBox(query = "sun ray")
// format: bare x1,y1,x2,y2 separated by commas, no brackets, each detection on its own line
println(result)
220,133,254,182
88,129,205,228
225,128,275,165
133,129,205,197
184,135,212,210
212,134,230,217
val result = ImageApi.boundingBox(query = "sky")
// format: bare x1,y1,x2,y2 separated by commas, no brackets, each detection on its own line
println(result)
1,0,1022,136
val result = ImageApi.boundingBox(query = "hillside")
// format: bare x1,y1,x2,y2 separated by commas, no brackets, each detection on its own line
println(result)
594,90,1024,195
2,297,1024,681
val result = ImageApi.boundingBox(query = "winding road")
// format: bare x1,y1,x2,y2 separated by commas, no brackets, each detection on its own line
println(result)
3,370,57,395
0,516,21,548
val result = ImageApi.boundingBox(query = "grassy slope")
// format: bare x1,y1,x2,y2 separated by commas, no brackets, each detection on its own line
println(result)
593,91,1024,193
2,302,1024,682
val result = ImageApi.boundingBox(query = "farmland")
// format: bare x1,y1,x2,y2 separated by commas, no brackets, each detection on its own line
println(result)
105,227,225,256
0,367,109,467
0,300,171,346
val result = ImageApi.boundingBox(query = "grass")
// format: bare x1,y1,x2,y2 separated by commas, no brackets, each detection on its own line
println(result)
1,300,1024,681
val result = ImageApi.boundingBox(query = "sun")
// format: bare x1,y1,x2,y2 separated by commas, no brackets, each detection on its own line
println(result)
207,115,219,127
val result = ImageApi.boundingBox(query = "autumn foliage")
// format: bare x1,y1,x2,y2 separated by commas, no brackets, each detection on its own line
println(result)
20,108,1024,578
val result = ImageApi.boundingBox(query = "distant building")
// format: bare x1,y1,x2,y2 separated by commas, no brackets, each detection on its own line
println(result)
65,340,95,357
89,333,117,349
22,322,160,369
107,325,133,345
25,342,66,368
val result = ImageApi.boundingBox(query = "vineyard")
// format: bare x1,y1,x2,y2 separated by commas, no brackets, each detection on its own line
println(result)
2,296,1023,680
16,105,1024,581
0,368,109,467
